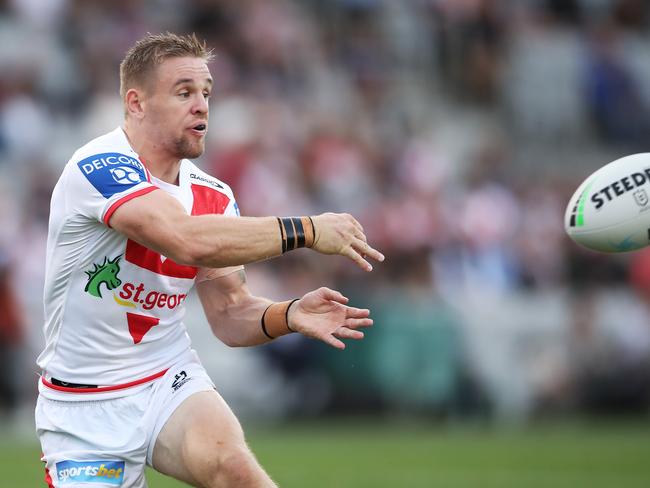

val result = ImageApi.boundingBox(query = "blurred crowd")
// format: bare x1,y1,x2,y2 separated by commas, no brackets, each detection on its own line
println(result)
2,0,650,423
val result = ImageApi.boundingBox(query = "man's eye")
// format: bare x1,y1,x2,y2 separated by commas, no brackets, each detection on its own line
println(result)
179,92,190,98
203,92,211,99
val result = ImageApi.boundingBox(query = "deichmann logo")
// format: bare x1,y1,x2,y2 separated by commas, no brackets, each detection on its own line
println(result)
56,460,125,485
84,256,187,310
109,166,142,185
77,152,146,198
79,153,141,176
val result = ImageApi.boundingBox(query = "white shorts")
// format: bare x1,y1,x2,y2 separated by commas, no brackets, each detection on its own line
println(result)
35,353,215,487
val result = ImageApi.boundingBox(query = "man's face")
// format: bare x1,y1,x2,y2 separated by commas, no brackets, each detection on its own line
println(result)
142,56,212,160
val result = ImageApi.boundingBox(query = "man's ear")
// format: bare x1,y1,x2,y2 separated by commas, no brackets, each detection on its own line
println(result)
125,88,146,119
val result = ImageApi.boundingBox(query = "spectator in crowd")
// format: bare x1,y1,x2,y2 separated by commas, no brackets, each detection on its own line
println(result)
0,251,24,416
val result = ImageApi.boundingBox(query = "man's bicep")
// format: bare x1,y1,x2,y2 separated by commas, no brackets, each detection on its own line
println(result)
109,188,190,259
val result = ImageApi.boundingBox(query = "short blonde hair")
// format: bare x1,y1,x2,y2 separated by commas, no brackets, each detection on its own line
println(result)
119,32,214,98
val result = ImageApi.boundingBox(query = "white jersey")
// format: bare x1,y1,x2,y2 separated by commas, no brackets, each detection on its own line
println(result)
38,127,239,397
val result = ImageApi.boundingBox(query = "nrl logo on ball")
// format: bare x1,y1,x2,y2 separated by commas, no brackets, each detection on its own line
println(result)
634,189,649,208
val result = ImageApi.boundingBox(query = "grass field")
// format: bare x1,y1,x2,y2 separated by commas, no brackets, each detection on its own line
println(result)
4,419,650,487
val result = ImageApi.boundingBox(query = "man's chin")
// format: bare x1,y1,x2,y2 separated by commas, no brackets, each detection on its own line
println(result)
184,147,204,159
174,140,205,160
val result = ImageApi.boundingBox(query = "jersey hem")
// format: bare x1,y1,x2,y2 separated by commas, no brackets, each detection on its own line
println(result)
41,367,168,394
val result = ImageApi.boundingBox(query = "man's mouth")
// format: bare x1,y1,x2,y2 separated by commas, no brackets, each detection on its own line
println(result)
190,123,207,135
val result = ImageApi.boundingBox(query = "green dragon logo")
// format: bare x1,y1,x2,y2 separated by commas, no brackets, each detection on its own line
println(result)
84,255,122,298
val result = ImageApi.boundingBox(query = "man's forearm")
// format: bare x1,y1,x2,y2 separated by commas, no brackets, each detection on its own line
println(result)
179,215,283,267
207,293,275,347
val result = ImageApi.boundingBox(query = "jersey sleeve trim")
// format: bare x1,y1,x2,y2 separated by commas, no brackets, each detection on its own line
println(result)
103,185,158,227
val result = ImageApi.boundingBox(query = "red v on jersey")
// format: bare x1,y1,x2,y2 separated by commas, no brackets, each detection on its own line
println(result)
190,183,231,216
125,240,198,279
124,183,231,278
127,312,160,344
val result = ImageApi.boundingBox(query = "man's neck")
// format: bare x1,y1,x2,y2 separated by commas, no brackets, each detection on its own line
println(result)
122,124,181,185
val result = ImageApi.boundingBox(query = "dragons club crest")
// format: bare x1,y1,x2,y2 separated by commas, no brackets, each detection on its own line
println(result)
84,255,122,298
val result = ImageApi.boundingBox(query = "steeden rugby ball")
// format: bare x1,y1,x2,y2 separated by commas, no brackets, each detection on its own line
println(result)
565,153,650,252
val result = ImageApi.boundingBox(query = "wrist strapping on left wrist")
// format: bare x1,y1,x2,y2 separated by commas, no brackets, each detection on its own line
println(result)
277,217,315,253
261,299,300,339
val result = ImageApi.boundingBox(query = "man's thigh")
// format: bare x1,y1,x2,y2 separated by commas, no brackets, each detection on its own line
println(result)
152,390,268,487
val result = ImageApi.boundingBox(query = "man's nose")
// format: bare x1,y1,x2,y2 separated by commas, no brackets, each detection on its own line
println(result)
192,94,208,114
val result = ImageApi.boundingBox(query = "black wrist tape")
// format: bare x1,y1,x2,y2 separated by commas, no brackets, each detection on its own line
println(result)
282,217,296,251
276,217,287,254
278,217,314,253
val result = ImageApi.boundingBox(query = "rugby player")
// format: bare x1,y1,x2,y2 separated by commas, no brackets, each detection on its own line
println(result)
35,32,383,488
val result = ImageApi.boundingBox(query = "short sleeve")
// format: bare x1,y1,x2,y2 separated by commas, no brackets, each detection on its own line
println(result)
65,152,158,226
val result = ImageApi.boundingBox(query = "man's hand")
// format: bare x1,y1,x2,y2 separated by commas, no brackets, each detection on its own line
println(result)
311,213,384,272
288,287,373,349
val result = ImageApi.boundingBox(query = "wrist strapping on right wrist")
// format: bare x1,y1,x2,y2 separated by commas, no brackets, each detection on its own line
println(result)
277,217,315,254
261,300,298,339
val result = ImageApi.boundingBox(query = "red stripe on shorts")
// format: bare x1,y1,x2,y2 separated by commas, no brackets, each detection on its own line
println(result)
44,466,54,488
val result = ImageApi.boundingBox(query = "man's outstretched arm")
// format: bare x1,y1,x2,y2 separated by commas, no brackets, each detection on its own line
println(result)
197,268,373,349
109,188,384,271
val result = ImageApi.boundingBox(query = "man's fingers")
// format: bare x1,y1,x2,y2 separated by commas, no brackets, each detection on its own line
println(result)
334,327,364,340
319,287,348,304
352,239,384,263
363,243,385,262
343,318,373,329
351,219,366,240
342,247,374,272
321,334,346,349
344,307,370,318
348,221,370,249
